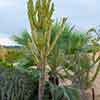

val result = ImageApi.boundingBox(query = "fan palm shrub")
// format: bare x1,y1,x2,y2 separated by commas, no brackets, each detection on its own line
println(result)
48,23,100,100
12,30,35,69
63,29,100,100
12,30,32,47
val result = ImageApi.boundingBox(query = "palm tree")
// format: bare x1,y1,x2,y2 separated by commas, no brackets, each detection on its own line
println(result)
48,23,100,100
47,24,87,100
11,30,34,67
63,29,100,100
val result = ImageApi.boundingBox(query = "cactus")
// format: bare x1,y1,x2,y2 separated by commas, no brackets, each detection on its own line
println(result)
0,65,36,100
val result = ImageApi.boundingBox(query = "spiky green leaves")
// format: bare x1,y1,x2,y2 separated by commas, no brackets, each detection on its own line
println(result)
27,0,55,61
28,0,54,31
27,0,67,64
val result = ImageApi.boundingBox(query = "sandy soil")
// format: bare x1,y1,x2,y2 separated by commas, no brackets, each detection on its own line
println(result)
87,75,100,100
93,75,100,100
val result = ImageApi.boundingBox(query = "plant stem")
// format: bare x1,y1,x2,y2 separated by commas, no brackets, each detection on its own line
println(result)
38,55,47,100
38,63,45,100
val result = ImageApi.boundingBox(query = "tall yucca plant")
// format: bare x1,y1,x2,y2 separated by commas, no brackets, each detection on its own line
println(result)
27,0,66,100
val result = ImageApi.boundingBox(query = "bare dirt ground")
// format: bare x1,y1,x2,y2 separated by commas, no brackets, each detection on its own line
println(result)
87,75,100,100
93,75,100,100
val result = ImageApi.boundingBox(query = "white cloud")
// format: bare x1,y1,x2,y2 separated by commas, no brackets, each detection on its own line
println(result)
0,34,15,46
0,38,16,46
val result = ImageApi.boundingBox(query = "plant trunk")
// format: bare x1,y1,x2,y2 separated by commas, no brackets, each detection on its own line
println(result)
38,57,46,100
38,71,45,100
92,88,95,100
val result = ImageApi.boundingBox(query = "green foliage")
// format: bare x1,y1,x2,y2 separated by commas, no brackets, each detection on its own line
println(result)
28,0,54,31
47,81,80,100
27,0,66,64
0,60,13,68
63,30,100,90
12,30,32,47
48,23,100,100
0,65,35,100
0,47,25,64
6,48,25,63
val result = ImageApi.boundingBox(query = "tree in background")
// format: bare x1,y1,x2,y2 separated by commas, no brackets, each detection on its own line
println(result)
0,45,8,62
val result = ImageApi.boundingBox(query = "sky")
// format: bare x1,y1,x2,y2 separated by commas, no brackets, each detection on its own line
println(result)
0,0,100,45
